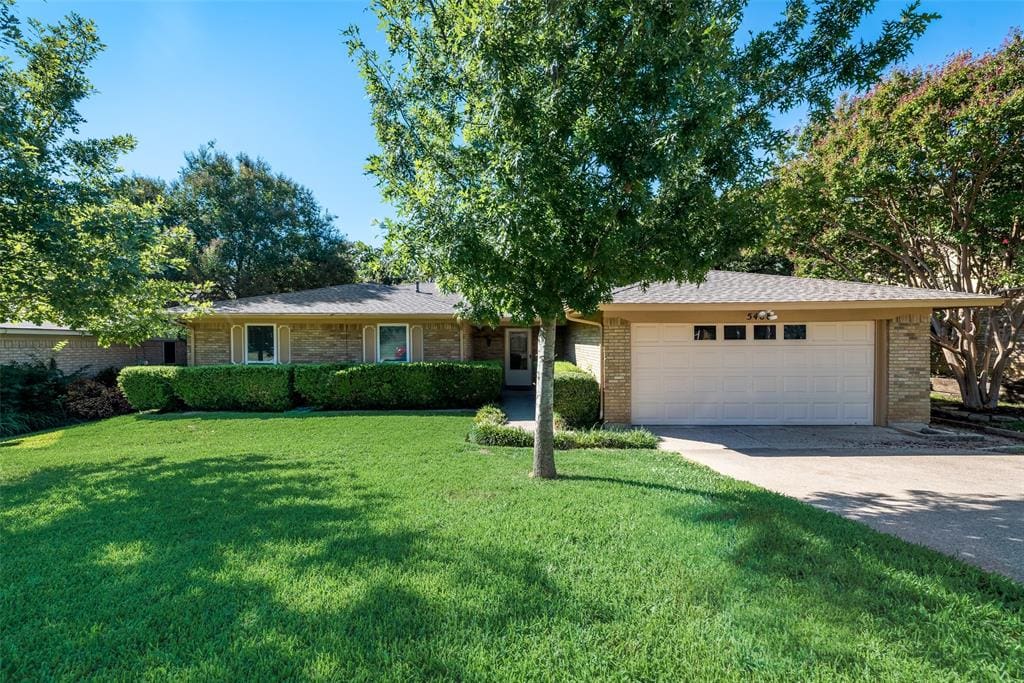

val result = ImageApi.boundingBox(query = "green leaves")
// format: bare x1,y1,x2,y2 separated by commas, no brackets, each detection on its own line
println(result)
348,0,932,323
773,32,1024,407
160,144,357,300
0,3,204,345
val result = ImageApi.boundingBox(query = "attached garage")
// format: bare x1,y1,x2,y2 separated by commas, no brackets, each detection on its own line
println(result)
631,321,875,425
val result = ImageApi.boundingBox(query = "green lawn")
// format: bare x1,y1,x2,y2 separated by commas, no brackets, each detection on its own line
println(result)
2,414,1021,681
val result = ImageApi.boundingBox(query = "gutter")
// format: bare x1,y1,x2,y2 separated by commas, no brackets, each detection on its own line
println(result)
564,314,604,420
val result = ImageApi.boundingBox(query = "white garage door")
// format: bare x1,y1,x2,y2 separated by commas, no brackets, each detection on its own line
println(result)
632,322,874,425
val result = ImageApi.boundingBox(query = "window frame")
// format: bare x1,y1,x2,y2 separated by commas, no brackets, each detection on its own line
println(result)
753,324,777,341
693,325,717,341
783,324,808,341
723,324,747,341
244,323,277,365
376,323,410,363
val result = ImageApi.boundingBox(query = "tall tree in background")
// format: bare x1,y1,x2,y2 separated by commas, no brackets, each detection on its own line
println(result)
163,144,356,300
348,0,933,478
774,33,1023,409
0,1,201,344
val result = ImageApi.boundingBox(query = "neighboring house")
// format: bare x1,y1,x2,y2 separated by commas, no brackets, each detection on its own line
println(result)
0,322,185,374
181,272,1001,427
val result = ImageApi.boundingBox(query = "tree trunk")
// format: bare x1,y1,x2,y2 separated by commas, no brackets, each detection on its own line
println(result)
532,318,557,479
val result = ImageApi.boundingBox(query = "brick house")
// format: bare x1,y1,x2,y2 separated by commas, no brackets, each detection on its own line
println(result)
181,272,1002,427
0,322,186,375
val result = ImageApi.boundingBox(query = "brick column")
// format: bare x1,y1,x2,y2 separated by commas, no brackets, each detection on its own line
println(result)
602,317,631,424
887,314,931,425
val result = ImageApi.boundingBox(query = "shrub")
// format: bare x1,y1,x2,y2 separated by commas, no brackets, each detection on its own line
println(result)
65,379,133,420
474,404,507,427
118,366,181,411
468,405,658,450
0,359,76,437
295,361,503,410
468,422,534,447
92,366,121,387
554,363,600,428
172,365,292,411
293,363,352,407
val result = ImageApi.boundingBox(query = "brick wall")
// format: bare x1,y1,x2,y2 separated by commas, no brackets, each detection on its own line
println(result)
0,333,181,374
1009,344,1024,382
888,314,931,424
290,323,363,363
188,319,463,365
190,322,232,365
565,321,601,382
422,322,462,360
602,317,631,424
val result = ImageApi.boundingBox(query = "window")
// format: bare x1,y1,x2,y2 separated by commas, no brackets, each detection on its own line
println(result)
784,324,807,340
753,325,776,340
378,324,409,362
246,325,275,364
694,325,716,341
724,325,746,340
163,340,177,365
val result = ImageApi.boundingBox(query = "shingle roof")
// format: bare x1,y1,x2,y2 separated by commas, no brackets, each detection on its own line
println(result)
191,272,999,317
202,282,463,316
0,321,86,335
609,271,1000,305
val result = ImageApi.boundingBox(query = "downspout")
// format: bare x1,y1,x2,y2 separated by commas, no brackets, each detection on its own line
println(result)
564,314,604,420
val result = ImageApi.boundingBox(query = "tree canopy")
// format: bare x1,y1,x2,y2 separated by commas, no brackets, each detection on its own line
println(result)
773,32,1023,408
160,144,357,300
0,2,201,344
348,0,933,477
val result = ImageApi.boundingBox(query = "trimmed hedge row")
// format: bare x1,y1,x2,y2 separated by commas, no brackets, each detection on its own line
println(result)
316,362,502,410
118,366,181,411
118,361,503,413
553,362,600,428
468,406,657,450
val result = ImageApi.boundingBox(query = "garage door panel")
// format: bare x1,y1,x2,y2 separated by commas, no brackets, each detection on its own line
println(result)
632,324,661,345
632,322,873,425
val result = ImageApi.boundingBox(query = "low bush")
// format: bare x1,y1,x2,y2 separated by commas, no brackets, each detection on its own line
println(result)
0,359,76,436
474,404,507,427
118,366,181,411
172,365,292,411
296,361,502,410
468,407,657,450
553,363,600,428
65,379,133,420
293,363,352,407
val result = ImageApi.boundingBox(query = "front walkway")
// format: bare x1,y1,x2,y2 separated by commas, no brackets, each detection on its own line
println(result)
655,426,1024,582
501,389,536,429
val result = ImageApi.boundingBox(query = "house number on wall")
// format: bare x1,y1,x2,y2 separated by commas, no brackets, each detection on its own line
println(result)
746,310,778,321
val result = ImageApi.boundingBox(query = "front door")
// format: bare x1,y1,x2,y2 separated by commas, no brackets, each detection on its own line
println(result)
504,328,532,386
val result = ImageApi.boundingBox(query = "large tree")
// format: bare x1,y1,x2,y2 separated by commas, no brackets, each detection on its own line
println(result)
347,0,933,478
163,144,357,300
773,33,1023,409
0,2,200,344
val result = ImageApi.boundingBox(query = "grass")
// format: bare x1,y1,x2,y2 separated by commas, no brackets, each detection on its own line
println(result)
931,391,1024,432
2,413,1022,681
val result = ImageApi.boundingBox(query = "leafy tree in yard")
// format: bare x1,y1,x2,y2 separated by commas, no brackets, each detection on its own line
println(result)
162,144,357,300
347,0,933,478
0,1,202,344
352,237,425,284
773,33,1023,410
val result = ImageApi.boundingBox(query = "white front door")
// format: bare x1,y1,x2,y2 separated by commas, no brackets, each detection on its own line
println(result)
505,328,532,386
631,321,874,425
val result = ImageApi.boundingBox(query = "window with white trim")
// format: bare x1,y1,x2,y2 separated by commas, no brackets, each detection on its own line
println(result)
246,325,276,364
377,324,409,362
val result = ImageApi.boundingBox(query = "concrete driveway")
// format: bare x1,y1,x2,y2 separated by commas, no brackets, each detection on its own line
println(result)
654,426,1024,583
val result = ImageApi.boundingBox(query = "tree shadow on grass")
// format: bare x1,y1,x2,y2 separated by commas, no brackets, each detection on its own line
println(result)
0,455,585,680
561,471,1023,678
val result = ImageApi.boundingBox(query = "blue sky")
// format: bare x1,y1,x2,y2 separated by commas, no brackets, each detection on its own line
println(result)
19,1,1023,245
